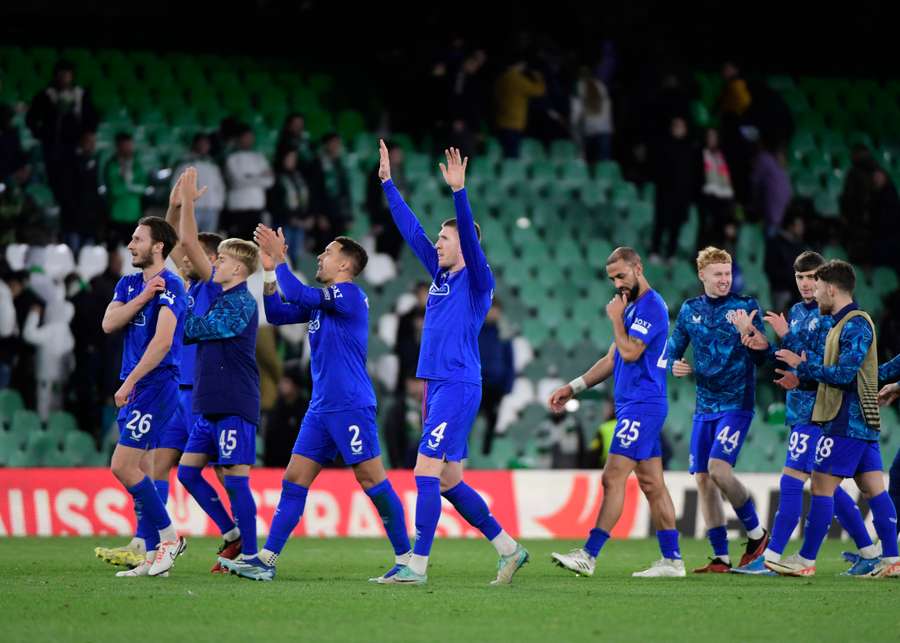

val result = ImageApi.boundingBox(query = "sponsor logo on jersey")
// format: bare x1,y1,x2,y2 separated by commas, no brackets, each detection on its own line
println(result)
429,282,451,297
691,314,702,324
630,318,651,335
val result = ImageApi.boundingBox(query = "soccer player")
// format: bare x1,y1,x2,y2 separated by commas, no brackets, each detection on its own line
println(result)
876,354,900,541
175,168,262,569
101,216,187,577
547,247,684,578
218,225,411,582
766,260,899,577
168,169,242,572
666,246,769,572
733,251,880,575
378,142,528,586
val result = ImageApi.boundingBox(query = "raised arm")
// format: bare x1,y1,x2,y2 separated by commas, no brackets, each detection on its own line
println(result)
441,147,492,292
184,292,255,344
102,276,166,333
178,167,213,282
166,172,186,266
378,139,439,276
114,307,178,407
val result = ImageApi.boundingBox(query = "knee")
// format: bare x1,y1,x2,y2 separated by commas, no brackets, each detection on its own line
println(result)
353,470,380,491
110,461,129,483
601,468,625,492
708,461,732,488
637,474,660,498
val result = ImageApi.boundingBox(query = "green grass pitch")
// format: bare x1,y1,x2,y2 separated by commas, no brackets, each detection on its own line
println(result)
2,537,899,642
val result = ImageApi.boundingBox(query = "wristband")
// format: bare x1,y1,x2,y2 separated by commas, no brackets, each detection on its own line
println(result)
263,270,276,284
569,377,587,394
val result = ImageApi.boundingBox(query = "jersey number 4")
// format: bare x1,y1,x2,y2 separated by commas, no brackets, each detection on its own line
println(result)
426,422,447,450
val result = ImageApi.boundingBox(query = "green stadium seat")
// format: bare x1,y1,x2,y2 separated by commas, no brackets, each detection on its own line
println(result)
520,138,546,162
550,139,578,161
336,109,366,141
10,409,41,438
521,317,551,349
47,411,78,438
593,160,621,186
62,430,99,466
871,266,899,295
0,389,24,426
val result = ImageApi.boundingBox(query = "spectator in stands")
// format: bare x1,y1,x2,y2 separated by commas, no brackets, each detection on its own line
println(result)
264,362,309,468
172,133,226,234
307,132,352,248
224,123,274,240
23,294,74,420
366,141,407,259
750,143,793,237
276,113,314,169
716,61,753,205
104,132,147,244
268,145,312,265
494,58,546,158
384,376,424,468
570,66,614,163
5,269,42,408
878,289,900,365
210,116,241,166
764,213,807,312
650,116,695,262
257,323,283,430
447,50,488,139
744,79,794,155
58,129,105,253
67,267,108,438
25,60,98,207
395,281,428,388
478,300,515,455
527,46,571,145
870,167,900,270
89,247,124,406
0,103,26,181
0,161,40,245
697,128,735,250
839,144,877,262
0,268,17,389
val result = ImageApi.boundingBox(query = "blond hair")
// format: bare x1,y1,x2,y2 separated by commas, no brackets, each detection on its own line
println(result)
218,238,260,276
696,246,732,272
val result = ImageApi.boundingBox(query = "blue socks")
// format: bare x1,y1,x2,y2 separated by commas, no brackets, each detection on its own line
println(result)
127,476,172,538
735,497,761,535
412,476,441,557
889,449,900,537
224,475,257,557
869,491,899,558
177,465,236,535
799,494,834,561
657,529,681,560
442,482,502,541
264,480,308,555
584,528,610,557
707,526,729,558
768,474,805,556
833,486,873,549
366,479,411,555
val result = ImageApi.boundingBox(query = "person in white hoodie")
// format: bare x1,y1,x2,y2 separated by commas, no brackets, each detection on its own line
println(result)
22,297,74,420
223,124,274,240
570,66,613,163
0,274,17,388
172,133,226,234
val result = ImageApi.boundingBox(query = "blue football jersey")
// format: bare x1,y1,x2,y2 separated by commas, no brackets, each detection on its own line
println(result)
613,289,669,416
179,276,222,386
268,265,377,413
781,300,832,426
383,180,494,385
666,293,766,417
112,269,186,381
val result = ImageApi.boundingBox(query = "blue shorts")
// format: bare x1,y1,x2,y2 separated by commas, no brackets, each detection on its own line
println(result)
783,423,821,473
292,407,380,466
689,411,753,474
419,380,481,462
153,386,196,452
117,373,180,449
813,433,883,478
184,415,257,466
608,413,665,461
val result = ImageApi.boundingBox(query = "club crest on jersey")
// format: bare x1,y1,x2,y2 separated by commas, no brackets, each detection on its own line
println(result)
807,317,819,331
429,281,451,297
131,311,146,326
187,294,195,309
308,312,321,333
724,310,743,332
159,290,176,305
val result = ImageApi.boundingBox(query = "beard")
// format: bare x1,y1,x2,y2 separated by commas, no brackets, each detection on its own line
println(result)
131,251,152,268
619,283,640,302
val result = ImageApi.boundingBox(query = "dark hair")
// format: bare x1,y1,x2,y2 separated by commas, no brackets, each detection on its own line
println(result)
114,132,133,144
320,131,340,146
334,236,368,276
815,259,856,294
198,232,224,256
191,132,210,148
282,112,305,129
274,143,298,170
138,216,179,259
606,246,641,266
235,122,253,138
54,59,75,74
440,218,482,241
793,250,825,274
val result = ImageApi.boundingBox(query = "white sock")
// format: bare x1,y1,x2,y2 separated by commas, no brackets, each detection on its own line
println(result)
859,545,880,559
491,530,518,557
747,526,765,540
409,554,428,575
717,554,731,564
159,526,177,543
763,548,780,563
259,549,278,567
396,550,412,566
881,556,900,564
798,555,815,567
144,550,155,562
129,537,146,553
223,527,241,543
